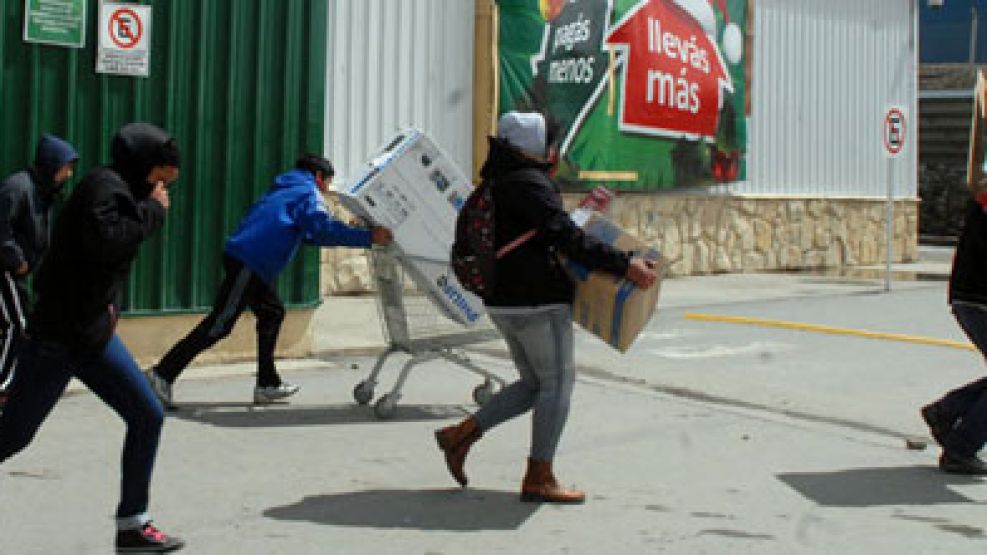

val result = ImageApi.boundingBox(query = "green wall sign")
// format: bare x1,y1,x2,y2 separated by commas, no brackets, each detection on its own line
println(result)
23,0,86,48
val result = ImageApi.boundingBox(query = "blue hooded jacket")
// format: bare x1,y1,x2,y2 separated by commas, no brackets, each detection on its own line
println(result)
33,134,80,196
225,169,372,283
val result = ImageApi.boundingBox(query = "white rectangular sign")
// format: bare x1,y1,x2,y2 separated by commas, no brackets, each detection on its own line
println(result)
96,2,151,77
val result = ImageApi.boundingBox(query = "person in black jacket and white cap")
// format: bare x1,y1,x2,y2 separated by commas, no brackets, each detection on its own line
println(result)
0,123,185,552
435,111,658,503
0,134,78,407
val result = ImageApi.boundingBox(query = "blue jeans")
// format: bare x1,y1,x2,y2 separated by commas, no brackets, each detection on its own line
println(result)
473,304,575,461
937,303,987,457
0,334,164,522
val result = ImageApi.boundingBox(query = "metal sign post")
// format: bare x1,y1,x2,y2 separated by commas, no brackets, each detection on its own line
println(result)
886,158,893,292
882,106,907,293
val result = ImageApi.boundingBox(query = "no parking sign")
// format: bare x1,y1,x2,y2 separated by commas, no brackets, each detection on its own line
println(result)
883,106,907,158
96,2,152,77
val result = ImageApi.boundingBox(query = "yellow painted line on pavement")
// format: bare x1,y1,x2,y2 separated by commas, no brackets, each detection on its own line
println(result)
683,313,976,351
578,170,639,181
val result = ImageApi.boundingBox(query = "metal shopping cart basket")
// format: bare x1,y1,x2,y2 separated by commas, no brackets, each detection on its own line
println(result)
352,246,505,419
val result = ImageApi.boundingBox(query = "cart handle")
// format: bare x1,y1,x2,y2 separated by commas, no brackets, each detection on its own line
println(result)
374,245,449,265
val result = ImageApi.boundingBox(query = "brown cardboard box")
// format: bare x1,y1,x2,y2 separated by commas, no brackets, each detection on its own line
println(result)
567,210,664,353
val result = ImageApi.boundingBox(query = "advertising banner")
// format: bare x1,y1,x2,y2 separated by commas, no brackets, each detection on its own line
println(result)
498,0,750,190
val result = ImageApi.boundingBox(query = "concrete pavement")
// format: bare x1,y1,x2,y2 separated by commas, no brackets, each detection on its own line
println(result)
7,246,987,553
4,354,987,553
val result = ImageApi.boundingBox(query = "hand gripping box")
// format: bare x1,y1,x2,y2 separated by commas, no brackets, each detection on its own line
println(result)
567,209,664,352
337,129,485,326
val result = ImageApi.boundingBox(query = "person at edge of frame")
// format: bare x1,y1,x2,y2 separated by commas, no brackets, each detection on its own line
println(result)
922,177,987,476
0,134,78,411
434,111,659,504
0,122,186,552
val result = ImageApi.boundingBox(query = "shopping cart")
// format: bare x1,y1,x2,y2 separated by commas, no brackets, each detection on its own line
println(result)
352,246,506,419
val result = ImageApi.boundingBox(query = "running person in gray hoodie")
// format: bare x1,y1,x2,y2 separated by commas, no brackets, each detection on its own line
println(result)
0,134,78,408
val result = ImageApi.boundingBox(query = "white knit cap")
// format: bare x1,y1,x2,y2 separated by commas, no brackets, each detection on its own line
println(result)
497,111,546,158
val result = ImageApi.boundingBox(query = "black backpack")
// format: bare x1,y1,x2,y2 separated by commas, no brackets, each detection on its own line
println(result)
450,170,538,299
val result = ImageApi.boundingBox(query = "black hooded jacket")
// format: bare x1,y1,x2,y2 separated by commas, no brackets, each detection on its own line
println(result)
30,124,172,354
0,135,78,275
949,200,987,306
482,137,630,307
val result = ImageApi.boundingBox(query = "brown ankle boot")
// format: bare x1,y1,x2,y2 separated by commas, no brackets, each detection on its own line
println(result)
520,458,585,504
434,417,482,487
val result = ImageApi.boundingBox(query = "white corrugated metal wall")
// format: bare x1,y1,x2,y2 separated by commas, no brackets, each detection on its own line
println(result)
735,0,918,199
325,1,475,185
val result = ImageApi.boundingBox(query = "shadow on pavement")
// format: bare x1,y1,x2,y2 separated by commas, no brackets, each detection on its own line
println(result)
168,402,467,428
777,466,984,507
264,488,539,530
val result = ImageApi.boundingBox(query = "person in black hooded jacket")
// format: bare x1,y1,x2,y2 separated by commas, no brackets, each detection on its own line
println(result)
0,134,78,404
0,123,185,552
922,197,987,476
435,112,657,504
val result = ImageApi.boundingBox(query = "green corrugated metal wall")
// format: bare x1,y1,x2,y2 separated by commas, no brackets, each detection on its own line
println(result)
0,0,327,314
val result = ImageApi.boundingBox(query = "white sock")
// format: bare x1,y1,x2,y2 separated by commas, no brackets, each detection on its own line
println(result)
116,512,150,531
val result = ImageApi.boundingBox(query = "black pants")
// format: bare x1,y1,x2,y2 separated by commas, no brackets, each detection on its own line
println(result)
155,255,285,387
0,272,29,391
934,303,987,457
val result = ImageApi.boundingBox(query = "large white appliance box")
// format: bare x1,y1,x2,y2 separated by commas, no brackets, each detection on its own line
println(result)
339,129,484,326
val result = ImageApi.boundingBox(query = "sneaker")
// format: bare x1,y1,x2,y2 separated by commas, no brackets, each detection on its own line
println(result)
921,403,954,447
115,522,185,552
144,369,176,410
939,452,987,475
254,382,300,404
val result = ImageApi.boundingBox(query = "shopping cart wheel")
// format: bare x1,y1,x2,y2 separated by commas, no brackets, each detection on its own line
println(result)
353,381,375,405
374,394,398,419
473,381,496,405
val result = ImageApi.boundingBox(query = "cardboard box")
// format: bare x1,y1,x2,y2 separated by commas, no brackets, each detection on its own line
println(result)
338,129,485,326
567,210,664,352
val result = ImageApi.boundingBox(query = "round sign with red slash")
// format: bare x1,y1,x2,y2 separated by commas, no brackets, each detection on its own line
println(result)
108,7,143,49
883,107,907,158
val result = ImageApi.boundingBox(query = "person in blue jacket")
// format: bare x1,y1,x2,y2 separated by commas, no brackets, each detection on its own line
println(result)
0,134,78,409
145,154,392,407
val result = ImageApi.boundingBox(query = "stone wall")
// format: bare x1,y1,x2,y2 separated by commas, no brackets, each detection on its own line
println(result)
320,194,919,294
587,195,919,277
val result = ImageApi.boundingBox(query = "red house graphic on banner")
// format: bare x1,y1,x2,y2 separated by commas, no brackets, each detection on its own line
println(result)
606,0,733,140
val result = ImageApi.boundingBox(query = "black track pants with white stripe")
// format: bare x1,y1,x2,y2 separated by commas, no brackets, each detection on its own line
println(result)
0,272,29,391
154,255,285,387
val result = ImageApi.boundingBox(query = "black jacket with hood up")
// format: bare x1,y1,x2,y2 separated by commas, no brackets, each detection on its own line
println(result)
30,124,171,354
483,137,630,307
949,200,987,306
0,135,78,275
